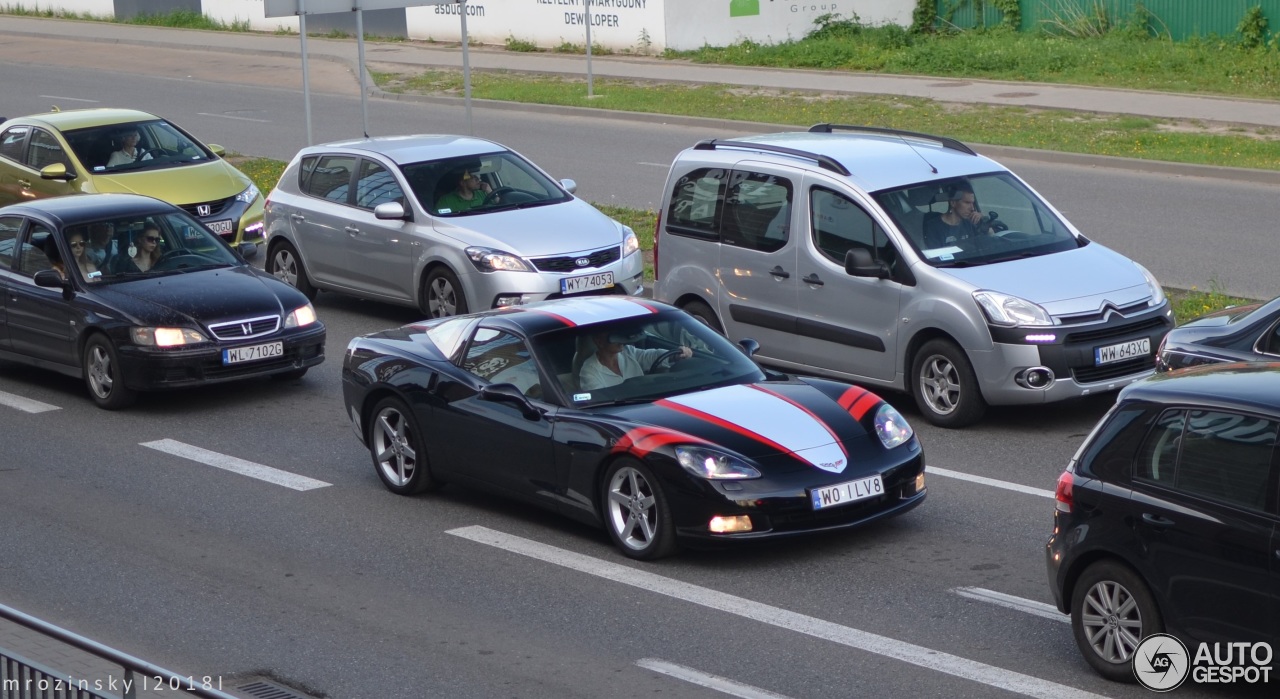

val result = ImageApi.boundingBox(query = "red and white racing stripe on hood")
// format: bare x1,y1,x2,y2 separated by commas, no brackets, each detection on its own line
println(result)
525,297,658,326
657,384,849,473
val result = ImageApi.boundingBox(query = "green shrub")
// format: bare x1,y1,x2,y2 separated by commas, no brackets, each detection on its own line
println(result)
1238,5,1270,49
505,34,539,52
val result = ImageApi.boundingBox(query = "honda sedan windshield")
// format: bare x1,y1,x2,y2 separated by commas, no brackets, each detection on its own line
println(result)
72,211,239,284
874,172,1083,268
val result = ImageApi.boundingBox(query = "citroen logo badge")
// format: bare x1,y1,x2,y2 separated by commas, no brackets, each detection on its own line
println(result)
197,204,212,217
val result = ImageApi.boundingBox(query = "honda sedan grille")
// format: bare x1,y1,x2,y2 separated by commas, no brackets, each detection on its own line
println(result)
208,315,280,341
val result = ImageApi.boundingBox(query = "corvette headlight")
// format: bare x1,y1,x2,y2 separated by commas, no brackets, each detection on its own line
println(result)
1134,262,1166,307
131,327,207,347
622,226,639,257
973,290,1053,327
466,246,534,273
675,446,761,480
284,303,317,328
235,183,261,204
873,403,914,449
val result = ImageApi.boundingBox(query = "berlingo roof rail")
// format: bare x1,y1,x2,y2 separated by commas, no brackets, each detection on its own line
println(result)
807,124,977,156
692,139,852,176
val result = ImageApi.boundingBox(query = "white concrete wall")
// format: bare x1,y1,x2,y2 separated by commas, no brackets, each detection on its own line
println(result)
406,1,668,54
668,1,912,50
33,0,114,16
202,0,298,31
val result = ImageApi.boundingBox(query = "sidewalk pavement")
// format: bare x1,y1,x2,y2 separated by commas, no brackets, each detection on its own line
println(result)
0,616,174,699
5,15,1280,130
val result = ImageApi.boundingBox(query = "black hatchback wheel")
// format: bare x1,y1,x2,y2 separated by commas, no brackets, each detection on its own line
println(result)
1071,560,1163,682
83,334,136,410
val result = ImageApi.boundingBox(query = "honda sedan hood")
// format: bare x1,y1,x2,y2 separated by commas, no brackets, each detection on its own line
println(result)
93,266,298,328
942,243,1152,315
431,199,625,257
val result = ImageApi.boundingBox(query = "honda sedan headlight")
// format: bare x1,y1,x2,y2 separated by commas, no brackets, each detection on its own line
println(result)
466,246,534,273
622,226,640,257
235,183,261,204
284,303,317,328
1134,262,1166,307
675,446,761,480
973,290,1053,327
131,327,207,347
873,403,914,449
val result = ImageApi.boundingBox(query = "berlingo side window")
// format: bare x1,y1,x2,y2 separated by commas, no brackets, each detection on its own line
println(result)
810,187,896,271
665,168,725,241
722,171,792,253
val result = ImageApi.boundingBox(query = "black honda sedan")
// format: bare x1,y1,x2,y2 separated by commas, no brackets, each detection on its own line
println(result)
0,194,325,408
342,296,926,560
1047,363,1280,682
1157,296,1280,371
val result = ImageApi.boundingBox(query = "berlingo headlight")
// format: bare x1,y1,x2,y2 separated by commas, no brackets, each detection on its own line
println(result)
973,290,1053,327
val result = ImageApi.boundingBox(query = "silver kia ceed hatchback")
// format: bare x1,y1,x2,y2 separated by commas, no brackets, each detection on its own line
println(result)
264,135,644,317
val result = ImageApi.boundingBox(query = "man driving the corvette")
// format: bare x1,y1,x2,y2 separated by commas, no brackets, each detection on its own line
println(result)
579,330,692,391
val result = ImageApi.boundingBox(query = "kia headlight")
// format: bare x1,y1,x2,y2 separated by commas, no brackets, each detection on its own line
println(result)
466,246,534,273
873,403,914,449
1134,262,1166,307
973,290,1053,327
285,303,317,328
235,183,261,204
675,446,761,480
622,226,640,257
131,327,207,347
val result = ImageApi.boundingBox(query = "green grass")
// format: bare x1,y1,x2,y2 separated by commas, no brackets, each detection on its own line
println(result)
0,5,253,31
228,154,1251,319
675,26,1280,101
371,69,1280,172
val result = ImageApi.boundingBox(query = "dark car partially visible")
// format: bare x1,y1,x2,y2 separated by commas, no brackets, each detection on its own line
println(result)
1046,363,1280,681
1157,296,1279,371
0,193,325,408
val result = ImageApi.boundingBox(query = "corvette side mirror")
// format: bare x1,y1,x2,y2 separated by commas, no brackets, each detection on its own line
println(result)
481,383,542,420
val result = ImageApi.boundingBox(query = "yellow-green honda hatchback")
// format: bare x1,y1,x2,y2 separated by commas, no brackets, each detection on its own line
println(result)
0,107,264,255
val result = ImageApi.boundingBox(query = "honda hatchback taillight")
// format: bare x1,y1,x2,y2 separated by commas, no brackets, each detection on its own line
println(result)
1055,470,1074,513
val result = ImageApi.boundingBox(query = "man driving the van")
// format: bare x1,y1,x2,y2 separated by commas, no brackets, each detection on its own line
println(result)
924,181,995,248
436,166,493,214
579,330,692,391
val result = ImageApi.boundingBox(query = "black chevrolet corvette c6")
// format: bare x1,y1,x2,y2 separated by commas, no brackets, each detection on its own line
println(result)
342,296,926,560
0,194,325,408
1156,295,1280,371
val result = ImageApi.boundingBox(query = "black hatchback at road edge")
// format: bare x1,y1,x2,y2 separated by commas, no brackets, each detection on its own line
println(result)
1046,362,1280,682
0,193,325,408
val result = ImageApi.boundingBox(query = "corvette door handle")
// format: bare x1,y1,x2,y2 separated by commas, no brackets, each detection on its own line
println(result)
768,266,790,279
1141,513,1175,528
801,273,824,286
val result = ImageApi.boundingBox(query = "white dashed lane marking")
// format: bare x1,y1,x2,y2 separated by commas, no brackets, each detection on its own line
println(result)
637,162,670,167
196,112,272,123
952,587,1068,624
637,659,793,699
449,526,1109,699
141,439,330,491
929,466,1056,499
0,391,60,414
39,95,98,103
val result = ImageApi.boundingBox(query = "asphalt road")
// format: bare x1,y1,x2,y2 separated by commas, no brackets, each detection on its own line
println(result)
0,51,1276,699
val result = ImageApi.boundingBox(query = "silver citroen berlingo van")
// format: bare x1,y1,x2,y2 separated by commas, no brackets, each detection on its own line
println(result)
653,125,1173,427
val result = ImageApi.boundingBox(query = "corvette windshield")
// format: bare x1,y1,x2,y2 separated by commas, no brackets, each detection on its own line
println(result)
873,171,1083,268
532,312,766,407
71,211,240,284
64,120,214,173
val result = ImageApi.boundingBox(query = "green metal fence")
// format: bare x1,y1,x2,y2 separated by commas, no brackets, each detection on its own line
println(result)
939,0,1280,41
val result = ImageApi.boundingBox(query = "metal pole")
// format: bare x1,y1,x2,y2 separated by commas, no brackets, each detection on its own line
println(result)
355,2,369,137
299,0,313,145
584,0,593,98
459,0,473,135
